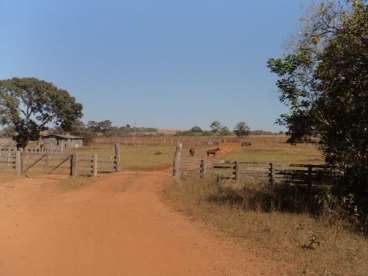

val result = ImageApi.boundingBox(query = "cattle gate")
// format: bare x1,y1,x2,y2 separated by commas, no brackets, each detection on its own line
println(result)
0,144,121,177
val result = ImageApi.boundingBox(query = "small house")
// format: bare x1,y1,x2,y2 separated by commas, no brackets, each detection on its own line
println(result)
40,134,84,149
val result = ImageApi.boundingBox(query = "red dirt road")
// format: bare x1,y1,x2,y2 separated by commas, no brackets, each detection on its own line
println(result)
0,171,285,276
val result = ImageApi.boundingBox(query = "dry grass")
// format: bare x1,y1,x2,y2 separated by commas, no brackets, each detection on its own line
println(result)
163,135,368,275
224,135,323,164
163,177,368,275
76,144,177,170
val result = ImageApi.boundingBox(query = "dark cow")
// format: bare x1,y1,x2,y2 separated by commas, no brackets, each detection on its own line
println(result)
241,141,252,147
207,147,220,157
189,147,195,157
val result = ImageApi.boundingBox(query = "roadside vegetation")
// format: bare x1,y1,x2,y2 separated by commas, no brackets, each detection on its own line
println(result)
268,0,368,231
163,135,368,275
163,176,368,275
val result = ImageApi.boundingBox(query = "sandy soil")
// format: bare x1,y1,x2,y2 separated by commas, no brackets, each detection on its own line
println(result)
0,171,287,276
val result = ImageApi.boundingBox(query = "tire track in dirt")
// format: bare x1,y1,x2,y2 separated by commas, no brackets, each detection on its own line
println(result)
0,171,288,276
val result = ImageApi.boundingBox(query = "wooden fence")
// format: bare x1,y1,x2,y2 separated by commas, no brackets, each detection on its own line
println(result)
0,149,16,170
173,143,341,195
0,144,121,177
178,158,340,183
1,145,68,155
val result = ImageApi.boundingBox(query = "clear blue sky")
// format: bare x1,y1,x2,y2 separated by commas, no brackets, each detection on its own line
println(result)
0,0,309,131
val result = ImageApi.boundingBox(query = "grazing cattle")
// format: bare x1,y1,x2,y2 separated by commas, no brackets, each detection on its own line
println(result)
207,147,220,157
189,147,195,156
241,142,252,147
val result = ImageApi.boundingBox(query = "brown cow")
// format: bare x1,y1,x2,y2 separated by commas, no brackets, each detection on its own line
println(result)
241,141,252,147
189,147,195,156
207,147,220,157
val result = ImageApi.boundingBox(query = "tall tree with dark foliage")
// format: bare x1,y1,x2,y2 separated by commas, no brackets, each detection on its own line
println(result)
268,0,368,225
0,77,83,148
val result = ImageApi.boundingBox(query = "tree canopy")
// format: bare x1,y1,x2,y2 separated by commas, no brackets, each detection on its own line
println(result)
268,0,368,169
268,0,368,224
190,126,203,133
87,120,113,135
234,122,250,138
0,77,83,148
209,121,222,134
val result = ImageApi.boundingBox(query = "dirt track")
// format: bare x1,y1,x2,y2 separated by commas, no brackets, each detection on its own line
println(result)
219,143,241,155
0,171,285,276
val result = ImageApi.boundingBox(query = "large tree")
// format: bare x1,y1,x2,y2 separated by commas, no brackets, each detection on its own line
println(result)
0,77,83,148
210,121,222,134
268,0,368,168
234,122,250,138
268,0,368,220
87,120,113,135
190,126,203,133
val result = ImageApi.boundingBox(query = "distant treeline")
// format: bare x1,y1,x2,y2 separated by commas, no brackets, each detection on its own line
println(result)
0,120,281,144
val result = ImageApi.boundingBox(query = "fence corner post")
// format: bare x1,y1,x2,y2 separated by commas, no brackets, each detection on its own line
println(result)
200,159,206,178
173,143,182,178
269,162,275,211
92,154,98,177
71,153,79,177
16,150,22,176
307,165,313,210
234,161,240,183
114,144,121,172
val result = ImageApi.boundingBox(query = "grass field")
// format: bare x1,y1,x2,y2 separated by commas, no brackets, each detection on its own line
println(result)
76,144,177,170
223,135,323,164
79,135,324,171
76,143,219,171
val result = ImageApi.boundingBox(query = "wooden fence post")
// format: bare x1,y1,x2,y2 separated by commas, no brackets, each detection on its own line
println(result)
71,153,78,177
269,162,275,211
92,154,98,177
7,149,11,167
44,154,49,171
172,143,182,178
307,165,313,210
16,150,22,176
200,159,206,178
114,144,121,172
20,150,24,175
234,161,240,183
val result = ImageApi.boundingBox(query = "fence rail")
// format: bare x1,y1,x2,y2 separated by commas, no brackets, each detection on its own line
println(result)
172,143,341,201
0,144,121,177
179,157,340,183
0,145,70,154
